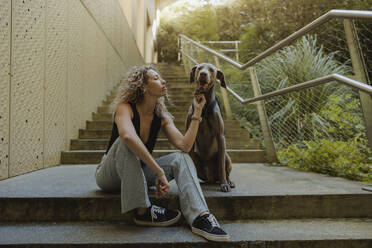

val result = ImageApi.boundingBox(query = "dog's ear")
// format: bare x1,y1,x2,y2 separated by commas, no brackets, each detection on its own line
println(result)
217,70,226,88
189,65,197,83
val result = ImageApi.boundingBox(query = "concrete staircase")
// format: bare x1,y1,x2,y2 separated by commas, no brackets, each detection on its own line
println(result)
1,163,372,247
60,63,266,164
1,63,372,247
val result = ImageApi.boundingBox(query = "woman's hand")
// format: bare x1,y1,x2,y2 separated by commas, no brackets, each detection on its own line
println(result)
155,174,170,198
193,94,206,112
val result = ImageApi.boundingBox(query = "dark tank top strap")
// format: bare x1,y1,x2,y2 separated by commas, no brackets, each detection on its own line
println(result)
105,102,162,165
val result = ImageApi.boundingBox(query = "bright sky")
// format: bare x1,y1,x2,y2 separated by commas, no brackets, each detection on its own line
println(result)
161,0,231,19
172,0,229,6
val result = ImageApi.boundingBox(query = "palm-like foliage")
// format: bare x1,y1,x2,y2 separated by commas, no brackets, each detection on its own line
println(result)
256,35,352,144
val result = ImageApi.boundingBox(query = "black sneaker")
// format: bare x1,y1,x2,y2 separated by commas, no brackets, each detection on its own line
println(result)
191,213,230,242
133,205,181,227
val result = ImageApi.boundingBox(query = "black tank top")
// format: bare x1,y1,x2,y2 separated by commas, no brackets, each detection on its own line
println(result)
105,103,162,167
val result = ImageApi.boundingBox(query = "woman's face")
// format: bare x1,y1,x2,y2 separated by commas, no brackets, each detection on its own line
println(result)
144,69,167,98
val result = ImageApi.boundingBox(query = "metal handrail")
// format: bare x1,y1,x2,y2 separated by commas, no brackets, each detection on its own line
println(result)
180,10,372,70
179,10,372,104
180,48,372,104
225,74,372,104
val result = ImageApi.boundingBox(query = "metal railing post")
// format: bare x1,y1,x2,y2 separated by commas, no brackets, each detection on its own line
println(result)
344,19,372,152
235,41,239,62
181,39,189,77
177,36,181,62
249,67,279,163
185,41,193,74
196,46,203,63
214,56,233,120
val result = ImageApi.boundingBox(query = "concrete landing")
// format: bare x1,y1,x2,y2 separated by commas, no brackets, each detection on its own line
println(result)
0,163,371,198
1,219,372,247
0,164,371,222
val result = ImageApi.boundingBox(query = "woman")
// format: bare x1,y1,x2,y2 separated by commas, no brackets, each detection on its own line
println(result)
95,65,230,242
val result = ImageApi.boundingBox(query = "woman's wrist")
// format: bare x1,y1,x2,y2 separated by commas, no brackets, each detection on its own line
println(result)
154,168,164,177
193,108,202,117
156,171,165,178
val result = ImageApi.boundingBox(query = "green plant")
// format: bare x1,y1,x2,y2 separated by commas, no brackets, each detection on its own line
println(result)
256,35,352,143
278,137,372,183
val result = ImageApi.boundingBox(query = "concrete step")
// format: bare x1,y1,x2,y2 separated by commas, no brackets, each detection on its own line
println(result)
92,112,234,123
101,99,200,106
100,102,194,111
61,149,265,164
166,83,194,88
164,78,189,82
1,219,372,247
96,105,194,114
106,92,194,102
108,85,194,96
92,112,233,124
78,129,251,140
158,71,186,75
165,101,196,106
93,112,193,120
101,99,194,106
163,76,188,80
1,164,371,222
85,120,244,130
97,104,193,114
70,138,262,150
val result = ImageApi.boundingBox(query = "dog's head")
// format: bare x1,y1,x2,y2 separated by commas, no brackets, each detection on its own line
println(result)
189,63,226,94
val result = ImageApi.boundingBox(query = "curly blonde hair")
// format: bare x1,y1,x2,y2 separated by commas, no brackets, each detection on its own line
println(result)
111,65,172,120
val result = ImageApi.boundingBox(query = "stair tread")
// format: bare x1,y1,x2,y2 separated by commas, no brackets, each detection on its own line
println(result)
1,164,369,199
1,218,372,245
63,149,264,153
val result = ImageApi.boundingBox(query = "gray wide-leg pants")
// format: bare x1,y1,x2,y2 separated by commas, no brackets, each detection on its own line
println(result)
95,137,209,225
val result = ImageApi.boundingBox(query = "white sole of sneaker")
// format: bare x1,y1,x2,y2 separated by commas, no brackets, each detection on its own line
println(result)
133,210,182,227
191,226,230,242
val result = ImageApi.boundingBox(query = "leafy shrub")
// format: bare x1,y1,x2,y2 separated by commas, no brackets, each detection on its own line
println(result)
256,35,352,143
278,136,372,183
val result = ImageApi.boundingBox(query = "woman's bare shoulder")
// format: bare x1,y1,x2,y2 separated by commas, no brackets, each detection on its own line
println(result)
115,102,134,119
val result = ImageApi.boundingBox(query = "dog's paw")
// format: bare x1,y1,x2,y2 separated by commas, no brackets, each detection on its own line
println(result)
228,180,236,188
220,183,231,192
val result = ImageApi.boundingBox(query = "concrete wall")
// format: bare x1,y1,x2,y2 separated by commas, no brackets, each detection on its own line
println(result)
119,0,162,63
0,0,144,180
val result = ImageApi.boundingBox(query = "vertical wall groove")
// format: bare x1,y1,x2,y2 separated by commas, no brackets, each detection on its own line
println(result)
8,0,13,179
65,0,70,151
43,0,47,169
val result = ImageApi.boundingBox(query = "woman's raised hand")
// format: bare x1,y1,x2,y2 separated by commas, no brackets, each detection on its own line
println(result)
193,94,206,111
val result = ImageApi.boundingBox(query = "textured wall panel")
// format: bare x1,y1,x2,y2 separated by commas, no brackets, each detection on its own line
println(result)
82,8,98,120
10,0,45,176
44,0,68,167
91,23,105,110
66,0,85,144
96,28,108,97
112,1,122,58
1,0,144,180
106,0,115,50
0,0,11,180
81,0,106,32
105,41,115,90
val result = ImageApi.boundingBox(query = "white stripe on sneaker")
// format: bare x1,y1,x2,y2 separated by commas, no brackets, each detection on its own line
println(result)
191,226,230,242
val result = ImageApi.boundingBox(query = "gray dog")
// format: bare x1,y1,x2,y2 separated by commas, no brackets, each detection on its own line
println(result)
186,63,235,192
